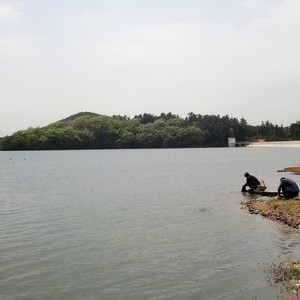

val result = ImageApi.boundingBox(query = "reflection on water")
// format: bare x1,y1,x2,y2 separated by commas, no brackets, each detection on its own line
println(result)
1,148,300,299
276,227,300,258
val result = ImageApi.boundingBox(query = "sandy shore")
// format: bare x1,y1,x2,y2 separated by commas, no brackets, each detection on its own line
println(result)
248,141,300,147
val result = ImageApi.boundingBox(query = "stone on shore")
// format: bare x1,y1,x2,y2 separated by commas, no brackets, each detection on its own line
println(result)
242,196,300,228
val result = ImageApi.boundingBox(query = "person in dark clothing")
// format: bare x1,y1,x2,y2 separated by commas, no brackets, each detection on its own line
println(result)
241,172,260,192
277,177,299,199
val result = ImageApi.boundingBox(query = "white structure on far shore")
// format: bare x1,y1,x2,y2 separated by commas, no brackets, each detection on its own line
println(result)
228,137,236,147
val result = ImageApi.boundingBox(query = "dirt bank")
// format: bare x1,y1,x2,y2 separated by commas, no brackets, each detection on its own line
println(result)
242,197,300,228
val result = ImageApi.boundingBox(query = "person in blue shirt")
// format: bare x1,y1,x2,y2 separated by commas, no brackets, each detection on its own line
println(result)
278,177,299,199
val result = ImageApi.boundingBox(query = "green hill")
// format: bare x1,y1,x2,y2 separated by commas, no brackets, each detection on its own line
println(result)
59,111,100,122
0,112,299,150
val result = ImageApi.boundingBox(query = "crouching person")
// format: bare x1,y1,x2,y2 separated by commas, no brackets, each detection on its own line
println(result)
278,177,299,199
241,172,260,192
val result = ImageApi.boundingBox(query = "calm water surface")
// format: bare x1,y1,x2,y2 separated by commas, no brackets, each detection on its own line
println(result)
1,148,300,299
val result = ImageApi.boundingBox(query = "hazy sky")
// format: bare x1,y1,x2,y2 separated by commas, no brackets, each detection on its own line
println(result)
1,0,299,136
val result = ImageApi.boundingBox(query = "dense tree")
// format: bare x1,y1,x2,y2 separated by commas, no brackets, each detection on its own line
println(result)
134,113,158,124
290,121,300,140
0,112,298,150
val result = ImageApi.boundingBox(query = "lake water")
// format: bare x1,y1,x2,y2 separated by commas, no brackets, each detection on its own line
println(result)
1,147,300,300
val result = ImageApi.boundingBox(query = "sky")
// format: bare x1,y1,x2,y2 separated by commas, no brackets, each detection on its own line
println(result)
0,0,300,136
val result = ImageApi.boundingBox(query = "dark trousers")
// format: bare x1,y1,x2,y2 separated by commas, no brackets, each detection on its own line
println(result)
283,191,299,199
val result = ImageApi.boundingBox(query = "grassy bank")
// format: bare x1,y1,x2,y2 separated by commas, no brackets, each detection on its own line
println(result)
243,197,300,228
242,169,300,296
242,197,300,296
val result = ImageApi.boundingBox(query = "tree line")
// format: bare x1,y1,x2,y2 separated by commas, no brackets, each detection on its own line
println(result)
0,112,299,150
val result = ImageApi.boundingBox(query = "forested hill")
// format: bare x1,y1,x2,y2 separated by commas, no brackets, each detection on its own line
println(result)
0,112,299,150
58,111,101,122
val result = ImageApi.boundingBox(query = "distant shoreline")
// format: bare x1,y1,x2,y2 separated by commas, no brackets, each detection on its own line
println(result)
248,141,300,148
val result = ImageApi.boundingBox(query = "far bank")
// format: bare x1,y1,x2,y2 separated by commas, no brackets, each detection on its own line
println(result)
248,141,300,148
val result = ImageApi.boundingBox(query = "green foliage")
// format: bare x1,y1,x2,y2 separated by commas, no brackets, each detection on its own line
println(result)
0,111,299,150
290,121,300,140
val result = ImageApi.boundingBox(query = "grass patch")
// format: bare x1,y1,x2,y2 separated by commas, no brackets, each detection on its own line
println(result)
247,197,300,228
268,199,300,214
